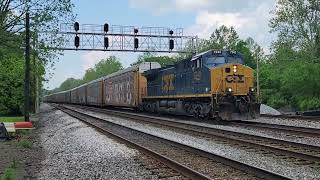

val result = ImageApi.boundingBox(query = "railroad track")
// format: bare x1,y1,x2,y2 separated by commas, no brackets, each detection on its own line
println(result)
261,114,320,123
228,120,320,137
68,105,320,169
71,104,320,137
53,104,289,180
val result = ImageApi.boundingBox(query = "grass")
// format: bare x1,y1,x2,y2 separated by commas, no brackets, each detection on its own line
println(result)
1,160,17,180
0,116,24,122
15,128,33,149
16,129,31,136
1,168,15,180
16,139,32,149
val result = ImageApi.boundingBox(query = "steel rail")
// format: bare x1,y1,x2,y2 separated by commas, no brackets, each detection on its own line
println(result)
54,104,212,180
261,114,320,121
73,105,320,164
229,120,320,137
56,104,291,180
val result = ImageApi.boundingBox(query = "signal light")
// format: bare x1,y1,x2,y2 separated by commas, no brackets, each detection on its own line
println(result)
169,30,174,35
134,28,139,34
104,23,109,33
74,22,79,32
104,37,109,49
134,38,138,49
74,35,80,48
169,39,174,50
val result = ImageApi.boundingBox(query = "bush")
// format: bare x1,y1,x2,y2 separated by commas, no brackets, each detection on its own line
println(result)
260,61,320,111
1,168,15,180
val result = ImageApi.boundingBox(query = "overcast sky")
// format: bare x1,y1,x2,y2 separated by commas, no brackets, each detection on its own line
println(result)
45,0,276,90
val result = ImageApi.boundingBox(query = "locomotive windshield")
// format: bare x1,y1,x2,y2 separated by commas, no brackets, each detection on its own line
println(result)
204,56,225,67
227,57,243,64
191,50,245,68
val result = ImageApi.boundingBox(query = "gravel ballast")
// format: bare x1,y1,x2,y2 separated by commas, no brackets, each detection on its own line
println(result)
79,108,320,180
33,104,160,180
248,117,320,129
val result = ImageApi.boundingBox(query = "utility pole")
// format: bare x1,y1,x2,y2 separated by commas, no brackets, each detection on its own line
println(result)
24,11,31,121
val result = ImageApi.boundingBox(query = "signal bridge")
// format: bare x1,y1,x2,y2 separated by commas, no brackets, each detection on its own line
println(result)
41,23,198,53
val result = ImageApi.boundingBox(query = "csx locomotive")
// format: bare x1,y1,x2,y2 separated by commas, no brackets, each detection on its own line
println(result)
44,50,260,120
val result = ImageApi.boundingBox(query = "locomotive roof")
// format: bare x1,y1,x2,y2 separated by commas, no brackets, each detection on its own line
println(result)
191,49,241,61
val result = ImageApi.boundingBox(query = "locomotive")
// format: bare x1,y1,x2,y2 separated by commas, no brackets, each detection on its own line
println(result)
44,50,260,120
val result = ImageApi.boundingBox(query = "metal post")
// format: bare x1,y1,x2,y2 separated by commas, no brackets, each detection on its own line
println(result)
33,34,39,113
24,11,31,121
256,53,260,103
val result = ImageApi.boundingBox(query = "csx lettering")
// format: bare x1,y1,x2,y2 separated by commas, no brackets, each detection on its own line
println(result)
226,75,245,83
162,74,175,92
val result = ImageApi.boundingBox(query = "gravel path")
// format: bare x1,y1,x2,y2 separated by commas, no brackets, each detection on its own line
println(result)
34,104,160,180
80,109,320,180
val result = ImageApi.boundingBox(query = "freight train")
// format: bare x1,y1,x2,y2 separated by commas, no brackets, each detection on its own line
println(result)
44,50,260,120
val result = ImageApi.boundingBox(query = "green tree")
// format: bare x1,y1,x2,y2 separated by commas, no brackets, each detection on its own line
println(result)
270,0,320,61
260,0,320,111
0,55,24,115
59,78,82,91
83,56,123,83
197,26,263,69
0,0,75,115
131,52,177,67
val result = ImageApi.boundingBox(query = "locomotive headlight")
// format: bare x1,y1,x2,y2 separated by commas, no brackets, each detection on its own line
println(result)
227,87,232,92
250,87,255,92
233,65,237,73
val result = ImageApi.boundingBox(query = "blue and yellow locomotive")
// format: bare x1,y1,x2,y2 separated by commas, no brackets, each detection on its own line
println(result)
142,50,260,120
44,50,260,121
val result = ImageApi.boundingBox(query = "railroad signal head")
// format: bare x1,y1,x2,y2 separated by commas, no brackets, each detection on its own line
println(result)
74,35,80,48
104,23,109,33
134,28,139,34
134,38,139,49
169,39,174,50
104,37,109,49
74,22,80,32
169,30,174,35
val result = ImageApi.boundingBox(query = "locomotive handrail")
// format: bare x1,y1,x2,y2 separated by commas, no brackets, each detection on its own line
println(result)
215,78,223,104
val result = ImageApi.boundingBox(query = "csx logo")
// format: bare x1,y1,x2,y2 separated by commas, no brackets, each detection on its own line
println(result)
162,74,175,92
226,75,245,83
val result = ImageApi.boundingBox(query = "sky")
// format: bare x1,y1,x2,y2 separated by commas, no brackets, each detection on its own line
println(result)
45,0,276,90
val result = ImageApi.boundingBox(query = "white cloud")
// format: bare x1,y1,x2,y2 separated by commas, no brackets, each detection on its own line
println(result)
129,0,276,53
129,0,212,15
81,51,111,70
186,11,254,39
174,0,211,12
129,0,275,14
185,2,276,53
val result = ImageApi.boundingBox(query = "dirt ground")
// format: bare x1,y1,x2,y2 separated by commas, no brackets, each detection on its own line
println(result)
0,113,45,179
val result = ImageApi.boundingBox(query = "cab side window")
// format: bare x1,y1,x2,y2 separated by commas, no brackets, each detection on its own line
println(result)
192,57,202,69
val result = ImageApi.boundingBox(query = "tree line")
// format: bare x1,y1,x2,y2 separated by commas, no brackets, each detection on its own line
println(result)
0,0,74,115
